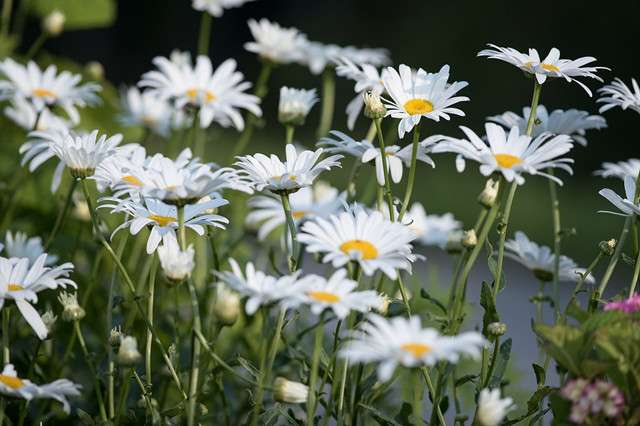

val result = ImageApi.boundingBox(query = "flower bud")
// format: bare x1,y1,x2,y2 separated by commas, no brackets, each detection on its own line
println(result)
41,310,58,334
117,336,142,366
375,293,391,316
85,61,105,81
212,284,241,326
42,10,65,36
478,179,499,208
462,229,477,249
363,90,386,119
274,377,309,403
109,326,123,348
599,239,616,256
58,292,85,322
487,322,507,337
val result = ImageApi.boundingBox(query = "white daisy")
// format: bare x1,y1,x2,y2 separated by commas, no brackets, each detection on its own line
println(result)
157,237,195,282
488,105,606,146
361,141,435,186
340,314,485,382
505,231,595,283
598,174,640,217
3,231,57,266
215,259,302,315
191,0,255,17
246,181,345,240
382,64,469,138
477,388,515,426
294,269,382,319
477,44,607,96
235,144,342,194
91,143,149,194
244,19,308,64
119,87,174,136
140,55,261,130
339,46,391,68
595,159,640,180
0,364,81,413
403,203,462,249
297,207,417,280
103,197,229,253
432,123,575,185
4,97,69,131
278,86,318,126
317,130,373,159
298,42,342,75
0,58,100,124
0,254,76,339
597,78,640,114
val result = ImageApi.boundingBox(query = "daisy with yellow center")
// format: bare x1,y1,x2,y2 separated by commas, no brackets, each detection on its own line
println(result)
361,142,436,186
381,63,469,139
340,315,486,382
298,206,418,280
432,122,575,186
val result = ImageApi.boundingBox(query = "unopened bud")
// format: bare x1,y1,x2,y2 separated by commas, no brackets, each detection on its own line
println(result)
487,322,507,337
363,90,387,119
58,292,85,322
274,377,309,403
109,326,123,348
212,284,241,326
445,230,464,254
599,239,616,256
85,61,105,81
376,293,391,316
462,229,478,249
42,10,65,36
41,310,57,334
478,179,499,208
117,336,142,366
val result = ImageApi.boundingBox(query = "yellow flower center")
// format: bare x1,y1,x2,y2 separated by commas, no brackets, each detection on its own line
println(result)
186,88,216,103
32,88,57,99
148,214,176,227
7,284,23,292
494,154,523,169
122,175,142,186
403,98,433,116
0,374,24,389
308,291,341,303
292,211,307,220
339,239,378,260
400,343,431,358
541,63,560,72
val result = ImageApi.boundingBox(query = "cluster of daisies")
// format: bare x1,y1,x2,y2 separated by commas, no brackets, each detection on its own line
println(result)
1,0,640,424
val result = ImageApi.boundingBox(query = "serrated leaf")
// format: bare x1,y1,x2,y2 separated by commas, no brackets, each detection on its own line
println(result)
28,0,116,30
488,338,512,388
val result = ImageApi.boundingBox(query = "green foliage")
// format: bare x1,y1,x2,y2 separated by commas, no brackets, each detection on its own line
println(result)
28,0,117,30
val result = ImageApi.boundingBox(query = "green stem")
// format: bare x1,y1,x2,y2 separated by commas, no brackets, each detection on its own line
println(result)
44,178,78,250
115,368,132,425
196,12,212,56
525,82,543,136
285,125,295,145
251,310,269,426
265,309,286,388
145,255,158,392
629,245,640,297
374,118,394,221
396,274,412,316
413,370,423,426
2,307,9,364
564,251,603,314
421,368,446,426
596,216,633,301
398,126,421,220
307,314,324,425
74,321,108,422
25,32,47,60
482,336,501,388
315,68,336,139
0,0,12,38
194,329,259,386
280,193,299,272
547,171,562,315
492,181,518,300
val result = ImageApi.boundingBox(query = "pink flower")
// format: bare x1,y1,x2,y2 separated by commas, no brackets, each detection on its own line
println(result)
561,379,624,424
604,293,640,313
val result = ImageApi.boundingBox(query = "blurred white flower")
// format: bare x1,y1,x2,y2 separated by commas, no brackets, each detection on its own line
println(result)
119,87,174,136
477,388,515,426
402,203,462,249
595,159,640,181
42,10,65,36
597,78,640,114
4,97,69,131
191,0,255,17
3,231,58,266
244,19,308,64
157,237,195,282
278,86,318,126
599,175,640,217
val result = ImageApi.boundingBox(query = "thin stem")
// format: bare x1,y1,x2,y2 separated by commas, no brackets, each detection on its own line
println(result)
525,82,543,136
396,274,412,316
493,181,518,299
398,126,421,220
629,245,640,297
0,0,13,38
564,251,603,314
285,125,295,145
74,321,109,422
145,255,158,392
265,308,286,388
280,193,299,272
421,368,447,426
597,216,633,300
482,336,501,388
115,368,132,425
315,68,336,139
307,314,324,425
196,12,212,56
548,172,562,313
251,310,269,426
25,32,48,60
374,118,394,221
194,329,259,386
44,179,78,250
413,370,423,426
2,307,9,364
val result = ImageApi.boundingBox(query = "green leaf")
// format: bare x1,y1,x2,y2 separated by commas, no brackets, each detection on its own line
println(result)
420,288,447,314
532,363,546,386
503,386,555,425
358,403,403,426
28,0,117,30
480,281,499,337
454,374,477,387
488,338,512,388
565,298,589,323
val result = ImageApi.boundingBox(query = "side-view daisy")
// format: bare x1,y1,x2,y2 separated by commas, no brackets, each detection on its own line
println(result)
317,130,373,159
505,231,595,283
157,237,195,283
382,64,469,138
3,231,57,266
488,105,606,146
477,44,607,96
597,78,640,114
402,203,462,249
595,159,640,181
477,388,515,426
244,19,308,64
4,97,69,132
119,87,174,136
294,269,383,319
278,86,318,126
598,175,640,216
0,364,81,413
361,141,435,186
340,314,485,382
236,144,342,194
191,0,255,17
432,123,575,185
298,206,418,279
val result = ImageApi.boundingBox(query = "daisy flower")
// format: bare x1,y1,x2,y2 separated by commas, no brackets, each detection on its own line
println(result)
317,130,373,159
361,140,435,186
339,46,391,68
191,0,255,17
432,123,575,185
157,237,195,282
4,97,69,131
597,78,640,114
382,64,469,139
403,203,462,249
0,58,100,123
595,159,640,180
278,86,318,126
103,197,229,253
0,364,81,413
297,207,418,279
488,105,606,146
340,314,485,382
3,231,57,266
0,254,76,339
477,44,607,96
215,259,302,315
298,42,342,75
91,143,149,194
294,269,382,319
505,231,594,283
140,55,261,130
119,87,174,136
598,175,640,216
246,181,345,240
235,144,342,194
477,388,515,426
244,19,308,64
